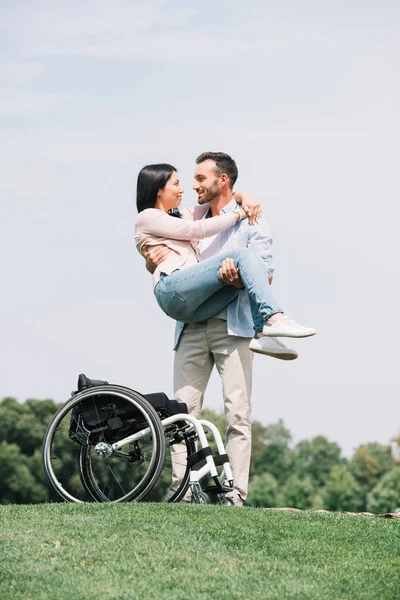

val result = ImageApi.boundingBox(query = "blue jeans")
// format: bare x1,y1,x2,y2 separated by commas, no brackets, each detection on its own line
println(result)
154,248,283,333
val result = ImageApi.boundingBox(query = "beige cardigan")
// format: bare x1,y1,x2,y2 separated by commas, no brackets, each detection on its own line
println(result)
135,205,238,288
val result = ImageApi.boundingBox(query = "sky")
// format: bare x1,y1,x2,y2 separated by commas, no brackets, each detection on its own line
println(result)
1,0,399,458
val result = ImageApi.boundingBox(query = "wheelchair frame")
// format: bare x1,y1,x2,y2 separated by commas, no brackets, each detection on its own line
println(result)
42,375,234,505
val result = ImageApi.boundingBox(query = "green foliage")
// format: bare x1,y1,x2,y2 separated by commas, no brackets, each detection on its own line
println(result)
322,465,363,512
351,442,395,488
250,419,294,484
0,442,48,504
0,397,59,456
367,467,400,514
246,472,279,507
0,397,60,504
349,442,396,510
249,420,269,473
281,474,315,510
293,435,344,487
1,396,399,515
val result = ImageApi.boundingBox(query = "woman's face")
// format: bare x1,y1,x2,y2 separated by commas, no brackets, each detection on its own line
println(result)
156,171,184,212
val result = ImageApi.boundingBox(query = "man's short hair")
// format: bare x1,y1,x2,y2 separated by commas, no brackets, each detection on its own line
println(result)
196,152,238,188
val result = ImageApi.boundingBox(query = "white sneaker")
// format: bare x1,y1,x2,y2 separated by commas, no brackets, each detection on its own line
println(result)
263,315,316,338
225,492,245,506
249,336,298,360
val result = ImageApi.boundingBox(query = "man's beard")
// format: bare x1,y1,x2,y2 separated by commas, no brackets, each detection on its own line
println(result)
197,181,221,204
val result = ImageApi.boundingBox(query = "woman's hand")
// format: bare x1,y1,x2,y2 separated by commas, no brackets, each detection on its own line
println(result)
233,192,262,224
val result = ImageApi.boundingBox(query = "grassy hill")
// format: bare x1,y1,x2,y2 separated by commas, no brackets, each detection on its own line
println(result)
0,503,399,599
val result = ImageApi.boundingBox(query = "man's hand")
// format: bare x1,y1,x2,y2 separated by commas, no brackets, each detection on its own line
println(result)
233,192,262,224
143,245,171,274
219,258,244,289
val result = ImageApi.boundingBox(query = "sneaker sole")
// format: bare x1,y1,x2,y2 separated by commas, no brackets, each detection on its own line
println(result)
249,346,298,360
262,330,316,339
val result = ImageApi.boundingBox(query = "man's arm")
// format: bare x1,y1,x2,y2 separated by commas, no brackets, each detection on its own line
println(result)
219,258,272,286
246,216,274,280
219,258,244,288
142,245,171,274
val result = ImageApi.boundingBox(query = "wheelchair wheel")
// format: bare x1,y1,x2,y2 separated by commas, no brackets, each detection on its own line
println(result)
80,421,196,504
42,386,165,503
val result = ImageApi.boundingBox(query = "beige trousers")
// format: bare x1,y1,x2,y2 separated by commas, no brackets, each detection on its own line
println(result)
173,318,253,501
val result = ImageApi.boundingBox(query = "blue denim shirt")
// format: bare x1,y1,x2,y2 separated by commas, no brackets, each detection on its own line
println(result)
173,198,274,349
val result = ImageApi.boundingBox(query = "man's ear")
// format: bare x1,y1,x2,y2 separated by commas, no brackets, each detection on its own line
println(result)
220,173,229,187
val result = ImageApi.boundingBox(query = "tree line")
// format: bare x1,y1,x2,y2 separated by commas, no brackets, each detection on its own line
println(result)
1,397,399,512
200,409,400,513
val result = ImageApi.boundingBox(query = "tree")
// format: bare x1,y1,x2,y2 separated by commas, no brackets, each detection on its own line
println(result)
367,468,400,514
250,420,269,476
0,397,60,504
250,420,294,484
350,442,395,509
0,442,49,504
293,436,344,487
281,475,315,510
322,465,363,512
351,442,395,488
247,472,279,508
0,397,59,456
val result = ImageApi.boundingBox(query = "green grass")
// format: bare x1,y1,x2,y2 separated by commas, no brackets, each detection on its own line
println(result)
0,504,399,600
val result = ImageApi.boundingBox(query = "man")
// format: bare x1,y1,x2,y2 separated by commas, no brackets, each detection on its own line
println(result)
146,152,297,505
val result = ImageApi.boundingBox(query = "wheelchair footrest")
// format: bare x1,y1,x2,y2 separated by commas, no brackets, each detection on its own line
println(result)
203,484,233,495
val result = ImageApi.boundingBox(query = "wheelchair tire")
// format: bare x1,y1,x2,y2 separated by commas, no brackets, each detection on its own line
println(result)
42,385,166,503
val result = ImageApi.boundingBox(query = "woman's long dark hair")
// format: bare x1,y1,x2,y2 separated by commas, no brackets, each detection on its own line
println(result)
136,163,177,213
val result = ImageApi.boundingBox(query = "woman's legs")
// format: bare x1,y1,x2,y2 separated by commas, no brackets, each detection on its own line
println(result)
154,247,282,327
184,286,241,323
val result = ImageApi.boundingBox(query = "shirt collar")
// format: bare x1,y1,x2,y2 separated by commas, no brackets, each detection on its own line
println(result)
221,197,238,213
206,196,237,218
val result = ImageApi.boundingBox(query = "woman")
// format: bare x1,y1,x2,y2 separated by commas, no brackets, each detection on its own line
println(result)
135,164,315,346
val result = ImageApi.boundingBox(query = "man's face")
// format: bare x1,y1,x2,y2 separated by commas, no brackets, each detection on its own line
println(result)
193,159,222,205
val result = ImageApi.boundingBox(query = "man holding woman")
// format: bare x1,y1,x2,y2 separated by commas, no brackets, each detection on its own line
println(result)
137,152,313,505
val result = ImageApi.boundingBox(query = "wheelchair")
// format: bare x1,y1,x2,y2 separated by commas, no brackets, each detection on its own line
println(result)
42,374,235,504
